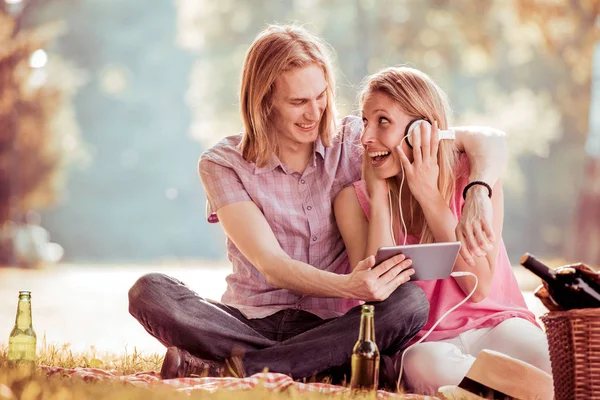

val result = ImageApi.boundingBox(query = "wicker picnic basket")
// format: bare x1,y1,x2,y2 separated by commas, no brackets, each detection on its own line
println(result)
540,308,600,400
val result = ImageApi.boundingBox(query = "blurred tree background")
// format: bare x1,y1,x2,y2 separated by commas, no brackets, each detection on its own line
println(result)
0,1,85,265
2,0,598,264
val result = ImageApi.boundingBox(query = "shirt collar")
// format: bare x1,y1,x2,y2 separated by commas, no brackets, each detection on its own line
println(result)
253,137,326,175
314,136,326,160
253,153,282,175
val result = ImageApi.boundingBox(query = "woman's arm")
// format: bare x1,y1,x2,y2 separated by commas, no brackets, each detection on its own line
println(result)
359,152,397,259
453,126,508,185
365,189,396,260
333,186,369,270
453,126,508,266
334,186,415,293
333,185,397,268
418,180,504,302
397,123,503,301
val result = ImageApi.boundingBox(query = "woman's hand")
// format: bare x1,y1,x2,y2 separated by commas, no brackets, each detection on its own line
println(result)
363,150,388,199
456,186,495,265
396,121,441,203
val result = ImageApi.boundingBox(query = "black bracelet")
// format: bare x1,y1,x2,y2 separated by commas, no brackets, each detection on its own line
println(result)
462,181,492,200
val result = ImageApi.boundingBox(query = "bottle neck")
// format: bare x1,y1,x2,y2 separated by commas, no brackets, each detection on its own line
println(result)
15,299,33,330
520,254,556,283
358,313,375,342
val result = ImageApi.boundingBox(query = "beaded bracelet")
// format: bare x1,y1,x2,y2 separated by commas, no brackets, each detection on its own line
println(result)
462,181,492,200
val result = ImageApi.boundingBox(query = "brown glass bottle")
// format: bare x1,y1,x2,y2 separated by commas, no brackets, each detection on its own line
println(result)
349,305,380,391
8,291,37,366
520,253,600,310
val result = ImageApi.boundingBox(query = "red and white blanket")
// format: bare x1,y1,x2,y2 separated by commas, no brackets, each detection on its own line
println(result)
41,367,440,399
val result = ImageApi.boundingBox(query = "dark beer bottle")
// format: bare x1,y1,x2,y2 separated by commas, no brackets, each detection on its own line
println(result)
520,253,600,310
349,305,380,391
8,291,37,366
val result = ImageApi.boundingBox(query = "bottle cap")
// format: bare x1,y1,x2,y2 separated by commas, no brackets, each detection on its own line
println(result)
520,253,533,265
361,305,374,314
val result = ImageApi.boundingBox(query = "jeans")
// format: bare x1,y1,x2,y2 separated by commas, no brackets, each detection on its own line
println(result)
128,273,429,379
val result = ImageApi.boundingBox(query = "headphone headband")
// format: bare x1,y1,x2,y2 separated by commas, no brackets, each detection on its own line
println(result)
404,119,455,148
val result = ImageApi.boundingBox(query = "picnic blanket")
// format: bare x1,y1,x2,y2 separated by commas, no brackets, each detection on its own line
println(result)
40,366,440,399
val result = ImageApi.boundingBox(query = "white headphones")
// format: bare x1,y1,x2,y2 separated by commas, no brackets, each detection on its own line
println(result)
404,119,455,148
389,118,456,247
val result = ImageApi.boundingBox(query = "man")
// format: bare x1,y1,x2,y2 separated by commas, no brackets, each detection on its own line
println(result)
129,24,506,387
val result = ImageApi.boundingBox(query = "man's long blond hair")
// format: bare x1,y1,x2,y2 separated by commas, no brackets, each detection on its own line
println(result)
239,24,338,167
359,67,458,244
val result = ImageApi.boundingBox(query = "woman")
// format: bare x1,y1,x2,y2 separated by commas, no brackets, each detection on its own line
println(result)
334,66,551,394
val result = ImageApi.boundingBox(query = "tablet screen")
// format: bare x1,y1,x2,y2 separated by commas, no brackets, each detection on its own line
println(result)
374,242,461,281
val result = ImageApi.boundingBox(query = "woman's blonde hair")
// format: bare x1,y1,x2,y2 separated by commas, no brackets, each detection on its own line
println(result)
239,24,338,167
359,66,458,244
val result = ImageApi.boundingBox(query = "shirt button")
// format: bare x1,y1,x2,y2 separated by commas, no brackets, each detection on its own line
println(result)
300,179,306,184
312,236,317,241
296,303,303,310
307,206,312,210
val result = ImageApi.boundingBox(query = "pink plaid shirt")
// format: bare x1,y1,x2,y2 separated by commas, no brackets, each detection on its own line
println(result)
199,116,363,319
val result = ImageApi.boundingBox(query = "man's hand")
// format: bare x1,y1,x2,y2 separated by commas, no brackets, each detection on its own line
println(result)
456,185,495,265
344,254,414,302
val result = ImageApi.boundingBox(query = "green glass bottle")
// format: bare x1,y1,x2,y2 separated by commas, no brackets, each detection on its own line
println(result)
8,291,37,366
349,305,380,391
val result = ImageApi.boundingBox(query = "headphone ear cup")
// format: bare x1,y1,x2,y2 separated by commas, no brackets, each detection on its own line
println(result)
405,119,432,148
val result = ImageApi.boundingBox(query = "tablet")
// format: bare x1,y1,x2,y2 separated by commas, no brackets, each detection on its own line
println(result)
374,242,461,281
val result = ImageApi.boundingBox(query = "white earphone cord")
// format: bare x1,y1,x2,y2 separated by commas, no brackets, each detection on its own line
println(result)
389,135,409,247
387,126,477,391
395,271,478,393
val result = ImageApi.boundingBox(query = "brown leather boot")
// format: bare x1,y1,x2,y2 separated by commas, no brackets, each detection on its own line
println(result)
160,346,228,379
379,354,400,392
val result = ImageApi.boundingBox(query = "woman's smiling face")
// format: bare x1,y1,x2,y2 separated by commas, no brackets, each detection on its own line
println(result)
361,91,414,179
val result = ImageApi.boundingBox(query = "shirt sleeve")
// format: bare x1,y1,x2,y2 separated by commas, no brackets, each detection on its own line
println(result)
341,115,364,187
199,157,252,223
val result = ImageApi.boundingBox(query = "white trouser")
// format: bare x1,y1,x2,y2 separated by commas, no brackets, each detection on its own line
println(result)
402,318,551,395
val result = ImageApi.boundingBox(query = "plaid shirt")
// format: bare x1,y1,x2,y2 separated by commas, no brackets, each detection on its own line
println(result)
199,116,363,319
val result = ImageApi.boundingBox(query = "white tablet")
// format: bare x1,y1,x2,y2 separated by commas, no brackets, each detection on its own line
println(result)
374,242,461,281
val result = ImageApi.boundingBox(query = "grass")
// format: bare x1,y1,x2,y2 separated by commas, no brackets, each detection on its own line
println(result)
34,335,164,374
0,341,396,400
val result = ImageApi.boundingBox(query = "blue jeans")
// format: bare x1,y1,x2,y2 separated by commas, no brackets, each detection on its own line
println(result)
128,273,429,379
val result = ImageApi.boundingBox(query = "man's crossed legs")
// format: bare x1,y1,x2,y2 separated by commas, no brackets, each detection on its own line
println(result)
128,273,429,384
